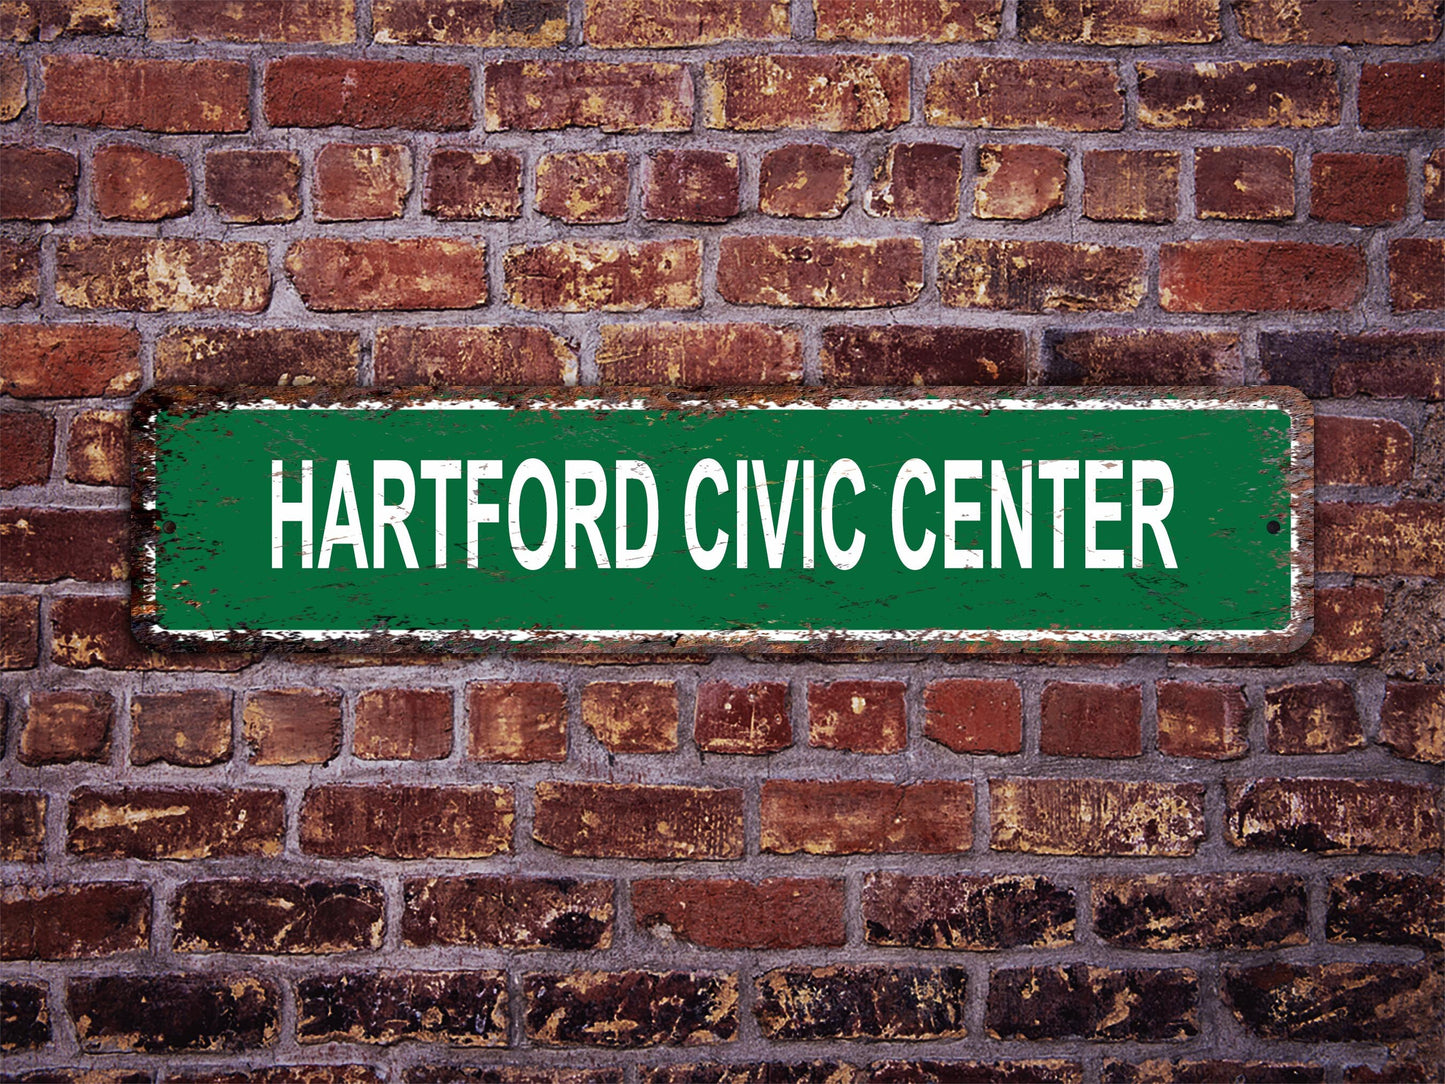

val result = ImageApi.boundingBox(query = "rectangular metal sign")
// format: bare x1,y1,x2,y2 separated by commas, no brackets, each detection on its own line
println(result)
132,387,1312,654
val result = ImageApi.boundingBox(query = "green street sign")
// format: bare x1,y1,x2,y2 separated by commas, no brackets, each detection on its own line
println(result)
132,387,1312,654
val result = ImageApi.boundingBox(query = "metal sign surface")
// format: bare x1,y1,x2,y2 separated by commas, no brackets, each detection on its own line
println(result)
132,386,1312,654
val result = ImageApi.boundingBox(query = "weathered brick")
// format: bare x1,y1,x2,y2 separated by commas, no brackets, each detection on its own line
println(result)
1043,328,1241,387
644,149,740,223
298,971,506,1046
1237,0,1440,42
149,0,354,41
646,1067,856,1084
1195,145,1294,220
374,0,566,44
924,679,1022,754
815,0,1000,40
761,780,973,855
1227,778,1441,854
0,595,39,669
1390,238,1445,311
992,778,1205,856
808,680,906,753
352,688,451,761
1381,682,1445,763
759,144,852,218
408,1070,616,1084
204,149,301,224
1318,501,1444,576
634,878,845,949
41,55,248,131
1,411,53,487
693,681,792,755
425,148,522,220
1264,680,1362,754
68,787,285,860
1312,153,1408,225
92,143,190,221
1360,62,1444,128
1019,0,1219,41
166,1066,380,1084
598,323,801,385
505,240,700,312
1139,60,1339,129
301,785,514,859
873,1062,1083,1084
864,873,1074,950
51,595,251,672
586,0,786,46
174,880,383,954
244,688,341,765
1159,241,1364,312
404,876,612,950
864,143,962,222
468,681,567,762
535,151,628,224
1344,1063,1443,1084
581,681,677,753
974,143,1066,220
987,966,1197,1041
57,237,269,313
756,966,966,1041
526,971,737,1047
1,0,119,40
487,60,691,132
266,57,471,129
18,691,111,765
285,239,487,312
718,236,922,308
940,239,1145,312
0,54,23,119
315,143,412,222
0,145,77,219
0,239,39,306
0,507,127,583
1259,331,1444,400
926,59,1123,131
1083,149,1178,222
1309,585,1385,663
1157,681,1248,759
157,328,360,387
0,980,47,1050
1330,871,1444,953
535,782,743,859
1,324,139,399
376,326,573,386
1040,682,1141,758
1317,416,1413,486
706,55,909,132
71,975,277,1053
1224,963,1437,1042
1093,873,1307,950
1427,148,1445,220
65,409,127,486
1,882,148,960
822,325,1027,386
131,690,232,767
0,791,44,862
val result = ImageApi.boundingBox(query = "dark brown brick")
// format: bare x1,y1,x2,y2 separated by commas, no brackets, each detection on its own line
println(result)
0,145,77,220
707,55,908,132
265,57,472,129
1265,680,1362,754
0,324,139,398
0,508,127,583
1040,682,1142,758
1159,241,1363,312
1360,62,1444,128
173,880,383,954
865,143,962,222
940,239,1145,312
0,239,39,306
285,239,487,312
644,149,739,223
354,687,452,760
0,595,40,670
1195,145,1294,220
1426,148,1445,219
314,142,412,222
807,680,905,753
300,785,514,859
467,681,567,762
1381,682,1445,763
1103,1061,1322,1084
987,966,1197,1041
759,144,852,218
0,0,120,40
598,323,802,385
0,791,44,862
1259,331,1444,401
204,149,301,223
166,1066,381,1084
298,971,506,1046
1224,963,1437,1043
407,1069,616,1084
693,681,792,754
719,235,922,308
17,690,110,765
756,966,967,1041
1329,871,1444,953
425,148,522,220
1227,778,1441,854
1138,60,1339,129
761,780,973,855
57,237,269,313
816,0,1000,40
992,778,1205,856
0,54,23,119
924,679,1022,754
157,328,360,387
404,876,612,950
534,782,743,860
634,878,844,949
1317,416,1413,486
1083,149,1178,222
535,151,629,224
1157,681,1248,759
505,240,700,311
130,690,232,767
374,0,566,44
1237,0,1440,42
974,143,1067,220
0,980,47,1050
0,882,149,959
1,411,53,487
864,873,1073,950
1318,501,1444,576
1093,873,1307,950
41,56,248,132
1309,585,1385,663
65,409,127,486
1043,328,1242,386
926,58,1123,131
822,325,1028,386
51,595,252,672
646,1067,857,1084
1312,152,1408,225
487,60,691,132
376,326,574,386
1019,0,1219,42
243,688,341,765
149,0,355,41
92,143,190,221
1390,238,1445,312
70,974,276,1053
69,786,284,860
526,971,737,1047
582,680,678,753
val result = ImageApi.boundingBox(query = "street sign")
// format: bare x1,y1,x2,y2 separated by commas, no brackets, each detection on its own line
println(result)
132,387,1311,654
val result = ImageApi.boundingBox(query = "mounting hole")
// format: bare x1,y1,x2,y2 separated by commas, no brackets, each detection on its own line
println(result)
1266,520,1281,535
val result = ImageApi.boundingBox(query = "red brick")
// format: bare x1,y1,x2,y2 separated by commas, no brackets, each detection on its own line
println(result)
0,54,22,120
314,143,412,222
822,325,1029,386
0,595,39,669
693,681,791,754
759,144,852,218
1237,0,1440,42
243,688,342,765
1160,241,1363,312
1019,0,1220,42
131,690,233,767
505,240,700,312
926,58,1123,131
1040,682,1141,758
354,688,452,760
0,792,44,862
535,151,628,224
403,875,611,950
865,872,1074,950
582,681,678,753
57,238,270,313
265,57,472,130
940,239,1145,312
1426,148,1445,220
808,679,906,753
761,780,974,855
487,60,691,132
425,148,522,221
1157,681,1248,760
174,879,383,954
1083,149,1178,222
706,54,909,132
974,143,1067,220
1380,682,1445,764
757,965,968,1041
71,974,279,1053
65,409,127,486
1265,680,1362,754
1316,416,1412,486
991,778,1205,856
598,322,802,385
1227,778,1441,855
92,143,191,221
644,149,739,223
69,786,285,860
0,882,149,959
156,328,360,386
374,0,566,44
1195,146,1295,220
0,0,120,40
815,0,1001,40
586,0,787,46
1318,501,1444,576
0,507,127,583
718,235,922,308
301,784,514,859
375,326,574,385
50,595,252,672
1044,328,1241,387
41,56,248,132
1360,62,1444,128
18,690,112,765
864,143,962,222
1311,153,1407,225
0,239,39,306
285,239,487,312
634,878,845,949
924,679,1022,754
1389,238,1445,312
1,412,53,487
1308,585,1384,664
148,0,355,41
0,145,77,220
1139,60,1339,129
534,782,743,859
468,681,567,762
204,149,301,223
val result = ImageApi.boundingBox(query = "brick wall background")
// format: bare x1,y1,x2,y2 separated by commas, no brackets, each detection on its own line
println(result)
1,0,1443,1081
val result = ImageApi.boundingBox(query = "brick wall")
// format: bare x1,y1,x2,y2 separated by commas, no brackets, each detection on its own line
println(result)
1,0,1442,1080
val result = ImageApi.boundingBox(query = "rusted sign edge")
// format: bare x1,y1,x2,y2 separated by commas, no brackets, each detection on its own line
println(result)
130,385,1314,656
